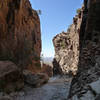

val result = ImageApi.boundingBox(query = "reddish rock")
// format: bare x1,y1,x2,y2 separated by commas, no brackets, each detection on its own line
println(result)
0,0,41,70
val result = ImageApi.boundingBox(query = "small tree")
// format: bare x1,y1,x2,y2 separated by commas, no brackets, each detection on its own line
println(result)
37,10,42,15
76,8,81,14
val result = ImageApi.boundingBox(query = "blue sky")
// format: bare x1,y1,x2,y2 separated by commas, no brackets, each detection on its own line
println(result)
30,0,83,57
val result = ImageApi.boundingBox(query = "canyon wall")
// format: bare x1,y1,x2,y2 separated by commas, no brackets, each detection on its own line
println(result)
0,0,41,70
53,7,83,75
68,0,100,99
53,0,100,99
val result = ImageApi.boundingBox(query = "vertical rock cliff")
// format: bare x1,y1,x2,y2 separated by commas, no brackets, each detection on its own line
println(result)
53,0,100,99
68,0,100,99
53,7,83,75
0,0,41,70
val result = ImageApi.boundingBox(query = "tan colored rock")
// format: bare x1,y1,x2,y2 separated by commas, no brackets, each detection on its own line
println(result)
53,8,82,75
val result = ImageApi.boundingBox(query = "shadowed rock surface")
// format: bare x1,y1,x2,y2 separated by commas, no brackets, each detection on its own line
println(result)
0,0,43,95
23,70,49,87
68,0,100,99
0,76,71,100
0,61,24,93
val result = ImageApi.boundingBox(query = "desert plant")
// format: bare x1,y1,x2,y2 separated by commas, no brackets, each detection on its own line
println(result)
76,8,81,14
37,10,42,15
60,41,66,49
67,28,70,32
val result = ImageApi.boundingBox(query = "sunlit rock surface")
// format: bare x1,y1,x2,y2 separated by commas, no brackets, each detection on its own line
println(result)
53,7,83,75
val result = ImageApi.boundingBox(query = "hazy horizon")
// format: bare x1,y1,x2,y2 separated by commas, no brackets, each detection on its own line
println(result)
30,0,83,57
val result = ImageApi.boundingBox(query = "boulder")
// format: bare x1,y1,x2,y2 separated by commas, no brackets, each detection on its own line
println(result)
95,94,100,100
89,78,100,94
71,95,78,100
0,96,12,100
23,70,49,87
0,61,24,93
80,91,95,100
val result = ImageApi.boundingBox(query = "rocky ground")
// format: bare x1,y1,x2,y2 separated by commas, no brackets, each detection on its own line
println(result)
0,76,71,100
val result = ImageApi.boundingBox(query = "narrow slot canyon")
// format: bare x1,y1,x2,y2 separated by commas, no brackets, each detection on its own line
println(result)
0,0,100,100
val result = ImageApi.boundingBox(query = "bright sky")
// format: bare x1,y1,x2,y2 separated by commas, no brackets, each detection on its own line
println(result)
30,0,83,57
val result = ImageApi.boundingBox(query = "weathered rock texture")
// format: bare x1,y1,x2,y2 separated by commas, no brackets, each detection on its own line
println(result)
0,0,41,70
23,70,49,88
53,8,82,75
68,0,100,99
0,61,24,93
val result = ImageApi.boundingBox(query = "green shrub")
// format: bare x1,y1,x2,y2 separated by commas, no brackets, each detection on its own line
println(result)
76,8,81,14
37,10,42,15
60,41,66,49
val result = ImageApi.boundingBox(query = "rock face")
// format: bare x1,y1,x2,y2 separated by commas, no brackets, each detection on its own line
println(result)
68,0,100,99
53,8,82,75
0,96,12,100
0,61,24,93
0,0,41,70
23,70,49,87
